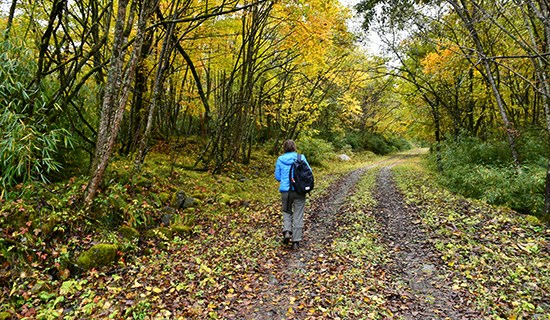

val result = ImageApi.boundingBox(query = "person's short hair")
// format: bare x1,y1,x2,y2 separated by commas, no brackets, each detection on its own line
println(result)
283,140,296,153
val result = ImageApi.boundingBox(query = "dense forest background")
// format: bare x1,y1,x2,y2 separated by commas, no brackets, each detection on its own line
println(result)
1,0,550,215
1,0,410,201
2,0,549,216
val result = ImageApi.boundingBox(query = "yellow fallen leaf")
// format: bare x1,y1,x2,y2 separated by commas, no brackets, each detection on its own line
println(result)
152,287,162,294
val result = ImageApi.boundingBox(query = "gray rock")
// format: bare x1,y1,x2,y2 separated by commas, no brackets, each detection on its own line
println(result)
182,197,196,209
161,212,174,226
338,154,351,161
173,191,187,209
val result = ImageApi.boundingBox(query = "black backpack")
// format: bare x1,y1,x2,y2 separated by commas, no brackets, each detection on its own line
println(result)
289,154,314,195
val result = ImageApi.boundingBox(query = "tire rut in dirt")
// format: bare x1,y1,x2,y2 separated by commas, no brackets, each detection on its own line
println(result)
374,167,481,320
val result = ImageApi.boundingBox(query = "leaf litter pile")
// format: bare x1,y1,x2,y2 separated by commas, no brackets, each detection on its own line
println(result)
5,152,550,319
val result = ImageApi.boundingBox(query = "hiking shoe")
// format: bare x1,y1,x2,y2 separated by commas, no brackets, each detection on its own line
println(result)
283,231,291,244
292,241,299,250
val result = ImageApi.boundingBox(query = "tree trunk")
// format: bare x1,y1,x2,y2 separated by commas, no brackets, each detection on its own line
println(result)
198,1,273,172
449,0,521,167
134,2,170,169
84,0,153,204
30,0,67,118
429,98,443,172
91,0,106,85
4,0,17,38
524,0,550,218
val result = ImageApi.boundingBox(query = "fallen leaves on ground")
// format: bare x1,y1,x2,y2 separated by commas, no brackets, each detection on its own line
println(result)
393,161,550,318
3,153,549,319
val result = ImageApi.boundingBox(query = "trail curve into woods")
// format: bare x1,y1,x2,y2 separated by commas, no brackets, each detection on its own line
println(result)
243,150,482,319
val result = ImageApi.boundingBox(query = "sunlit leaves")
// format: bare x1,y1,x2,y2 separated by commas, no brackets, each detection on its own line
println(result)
421,45,460,81
338,92,362,126
272,0,351,71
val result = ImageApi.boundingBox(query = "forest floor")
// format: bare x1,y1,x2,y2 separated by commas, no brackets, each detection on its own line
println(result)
5,149,549,319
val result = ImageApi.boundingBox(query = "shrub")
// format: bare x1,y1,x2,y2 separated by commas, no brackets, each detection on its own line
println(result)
296,137,334,165
361,132,393,155
387,136,412,151
432,135,547,216
0,38,73,198
439,163,544,214
0,109,72,191
516,129,549,166
341,131,363,150
438,135,513,168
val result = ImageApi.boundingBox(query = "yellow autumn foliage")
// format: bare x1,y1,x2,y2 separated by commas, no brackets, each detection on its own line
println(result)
421,46,459,81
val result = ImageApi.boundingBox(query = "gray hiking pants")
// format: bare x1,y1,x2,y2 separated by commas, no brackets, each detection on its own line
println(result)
281,191,306,242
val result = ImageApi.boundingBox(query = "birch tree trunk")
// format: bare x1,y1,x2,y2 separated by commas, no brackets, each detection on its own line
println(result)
84,0,154,204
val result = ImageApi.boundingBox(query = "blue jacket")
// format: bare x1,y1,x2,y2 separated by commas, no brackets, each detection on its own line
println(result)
275,152,311,192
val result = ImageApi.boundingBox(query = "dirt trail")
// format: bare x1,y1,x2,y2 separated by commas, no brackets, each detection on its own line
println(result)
248,152,481,319
374,166,481,319
248,163,376,319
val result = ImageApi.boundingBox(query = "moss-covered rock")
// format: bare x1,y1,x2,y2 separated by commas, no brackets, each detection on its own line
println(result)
171,223,193,236
118,226,139,240
182,197,196,209
76,244,118,270
158,192,171,204
145,227,173,240
218,193,232,205
191,192,207,200
172,191,187,209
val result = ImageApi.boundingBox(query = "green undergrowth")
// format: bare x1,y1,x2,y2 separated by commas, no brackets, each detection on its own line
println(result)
0,147,381,318
431,136,547,217
392,158,550,319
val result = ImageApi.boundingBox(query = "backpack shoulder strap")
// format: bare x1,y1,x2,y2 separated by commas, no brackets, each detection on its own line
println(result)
296,153,302,162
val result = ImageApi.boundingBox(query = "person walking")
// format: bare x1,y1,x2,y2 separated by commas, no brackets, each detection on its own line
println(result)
274,140,312,250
